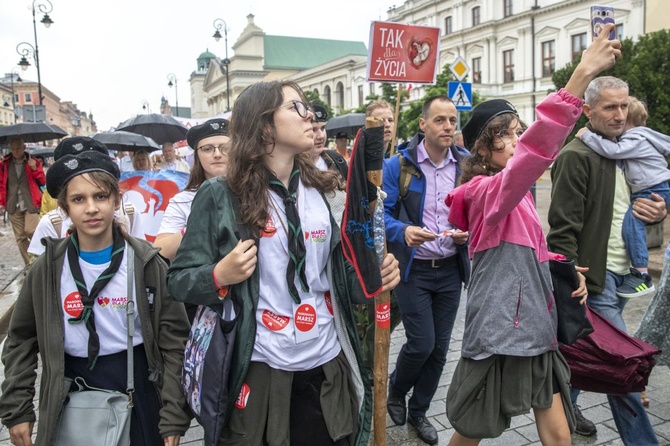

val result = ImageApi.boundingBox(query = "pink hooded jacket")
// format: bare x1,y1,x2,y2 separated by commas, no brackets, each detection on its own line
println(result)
446,89,583,262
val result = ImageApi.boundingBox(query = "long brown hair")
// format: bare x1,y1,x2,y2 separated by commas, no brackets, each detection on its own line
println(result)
227,80,338,234
459,114,524,185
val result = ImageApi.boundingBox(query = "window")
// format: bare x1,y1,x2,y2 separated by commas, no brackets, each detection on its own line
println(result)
24,93,32,103
503,0,513,17
503,50,514,83
571,33,587,61
445,16,453,35
14,94,19,103
542,40,556,77
472,57,482,84
472,6,481,26
358,85,364,107
616,23,624,40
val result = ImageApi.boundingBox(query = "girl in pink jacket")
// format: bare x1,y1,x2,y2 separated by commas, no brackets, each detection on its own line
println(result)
444,24,620,446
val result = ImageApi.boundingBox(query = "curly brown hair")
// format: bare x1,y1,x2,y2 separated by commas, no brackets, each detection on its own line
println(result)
459,113,525,185
227,80,339,235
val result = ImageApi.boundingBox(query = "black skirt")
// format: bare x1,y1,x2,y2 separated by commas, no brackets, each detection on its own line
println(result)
64,343,163,445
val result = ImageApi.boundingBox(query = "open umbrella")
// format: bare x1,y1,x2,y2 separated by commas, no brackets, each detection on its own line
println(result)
0,122,68,144
92,131,161,153
116,113,188,145
324,113,366,139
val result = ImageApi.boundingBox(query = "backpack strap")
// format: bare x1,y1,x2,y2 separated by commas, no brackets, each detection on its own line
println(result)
48,210,63,237
398,153,422,200
123,202,135,232
324,150,349,181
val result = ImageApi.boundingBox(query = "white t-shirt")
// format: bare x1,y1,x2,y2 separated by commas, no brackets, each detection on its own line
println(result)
157,190,196,234
251,180,340,371
28,200,144,256
60,244,143,357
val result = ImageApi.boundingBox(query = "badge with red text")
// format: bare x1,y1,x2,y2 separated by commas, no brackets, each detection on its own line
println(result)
261,309,290,331
235,383,251,409
261,214,277,237
375,302,391,328
292,298,319,343
63,291,84,318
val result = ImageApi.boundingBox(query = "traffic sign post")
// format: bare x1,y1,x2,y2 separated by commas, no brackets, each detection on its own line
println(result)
448,81,473,111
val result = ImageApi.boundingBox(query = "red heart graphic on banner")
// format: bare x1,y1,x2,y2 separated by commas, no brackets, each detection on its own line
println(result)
409,39,432,69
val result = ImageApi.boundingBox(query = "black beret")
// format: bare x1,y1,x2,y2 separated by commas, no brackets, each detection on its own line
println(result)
311,104,328,122
54,136,109,160
462,99,518,150
336,132,348,139
47,150,120,198
186,118,230,149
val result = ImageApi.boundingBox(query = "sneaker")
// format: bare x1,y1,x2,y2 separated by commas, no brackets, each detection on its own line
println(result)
574,405,597,436
617,268,655,298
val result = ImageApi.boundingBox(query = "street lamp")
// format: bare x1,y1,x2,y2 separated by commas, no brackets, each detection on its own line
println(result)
141,99,150,114
167,73,179,117
16,0,54,107
212,18,231,111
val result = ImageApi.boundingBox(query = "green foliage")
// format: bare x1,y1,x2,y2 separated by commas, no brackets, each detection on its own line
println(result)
552,30,670,138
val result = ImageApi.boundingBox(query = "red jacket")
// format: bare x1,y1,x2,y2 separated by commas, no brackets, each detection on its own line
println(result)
0,154,46,209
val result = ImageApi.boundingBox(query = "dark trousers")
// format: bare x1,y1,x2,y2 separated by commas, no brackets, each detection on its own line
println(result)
390,260,462,416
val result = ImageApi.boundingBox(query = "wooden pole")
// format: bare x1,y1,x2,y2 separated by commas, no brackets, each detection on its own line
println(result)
387,83,403,158
365,116,390,446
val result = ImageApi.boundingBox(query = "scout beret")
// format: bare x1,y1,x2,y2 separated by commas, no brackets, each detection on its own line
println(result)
462,99,519,150
54,136,109,160
186,118,230,149
311,104,328,122
47,150,120,197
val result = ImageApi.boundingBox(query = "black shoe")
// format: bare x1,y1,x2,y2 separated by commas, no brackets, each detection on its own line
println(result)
387,389,406,426
408,414,438,445
574,404,597,436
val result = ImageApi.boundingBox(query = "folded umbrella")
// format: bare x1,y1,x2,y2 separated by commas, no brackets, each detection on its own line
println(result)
0,122,67,144
559,307,661,394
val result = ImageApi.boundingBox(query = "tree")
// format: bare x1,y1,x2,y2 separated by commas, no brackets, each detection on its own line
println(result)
552,30,670,138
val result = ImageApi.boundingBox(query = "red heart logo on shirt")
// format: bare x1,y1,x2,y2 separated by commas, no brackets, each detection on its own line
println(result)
97,297,110,307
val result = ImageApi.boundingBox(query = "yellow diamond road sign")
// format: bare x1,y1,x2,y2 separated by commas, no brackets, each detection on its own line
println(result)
450,56,470,81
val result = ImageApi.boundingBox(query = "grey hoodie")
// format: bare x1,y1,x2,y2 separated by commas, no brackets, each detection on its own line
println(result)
581,126,670,193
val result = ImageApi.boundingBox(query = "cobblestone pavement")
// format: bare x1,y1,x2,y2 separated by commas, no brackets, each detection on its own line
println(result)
1,171,670,445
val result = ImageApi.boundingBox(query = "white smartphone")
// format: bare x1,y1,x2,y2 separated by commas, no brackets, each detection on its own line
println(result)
591,4,616,41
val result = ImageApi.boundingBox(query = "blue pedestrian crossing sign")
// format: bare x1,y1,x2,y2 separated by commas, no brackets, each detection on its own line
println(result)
448,81,473,111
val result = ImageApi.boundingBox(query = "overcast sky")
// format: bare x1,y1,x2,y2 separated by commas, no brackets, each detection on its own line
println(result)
1,0,394,130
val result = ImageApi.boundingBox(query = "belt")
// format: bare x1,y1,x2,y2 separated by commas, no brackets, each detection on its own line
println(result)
412,255,458,269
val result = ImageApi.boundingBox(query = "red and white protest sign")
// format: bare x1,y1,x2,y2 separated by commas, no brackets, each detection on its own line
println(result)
367,21,441,84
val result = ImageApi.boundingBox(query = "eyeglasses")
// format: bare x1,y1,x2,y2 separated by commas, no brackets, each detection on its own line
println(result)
495,128,525,144
290,100,311,119
197,144,227,155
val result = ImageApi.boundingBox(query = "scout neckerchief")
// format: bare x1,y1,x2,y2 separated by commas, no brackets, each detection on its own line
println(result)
268,162,309,304
66,226,126,370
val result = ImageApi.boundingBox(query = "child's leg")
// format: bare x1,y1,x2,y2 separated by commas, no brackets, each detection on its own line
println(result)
622,195,649,270
533,393,571,446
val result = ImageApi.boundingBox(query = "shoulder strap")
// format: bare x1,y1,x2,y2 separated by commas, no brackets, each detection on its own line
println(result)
398,154,421,200
324,150,348,181
123,202,135,232
48,211,63,236
126,244,135,402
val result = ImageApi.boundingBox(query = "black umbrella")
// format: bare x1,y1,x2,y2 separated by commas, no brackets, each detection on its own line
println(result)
27,147,56,158
0,122,68,144
116,114,188,145
92,131,161,153
324,113,366,139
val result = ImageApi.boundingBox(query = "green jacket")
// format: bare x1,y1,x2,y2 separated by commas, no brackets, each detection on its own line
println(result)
546,137,617,294
0,235,192,444
167,177,372,445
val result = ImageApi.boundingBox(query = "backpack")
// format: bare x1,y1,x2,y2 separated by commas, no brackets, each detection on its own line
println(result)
324,150,349,181
397,153,422,200
49,202,135,236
